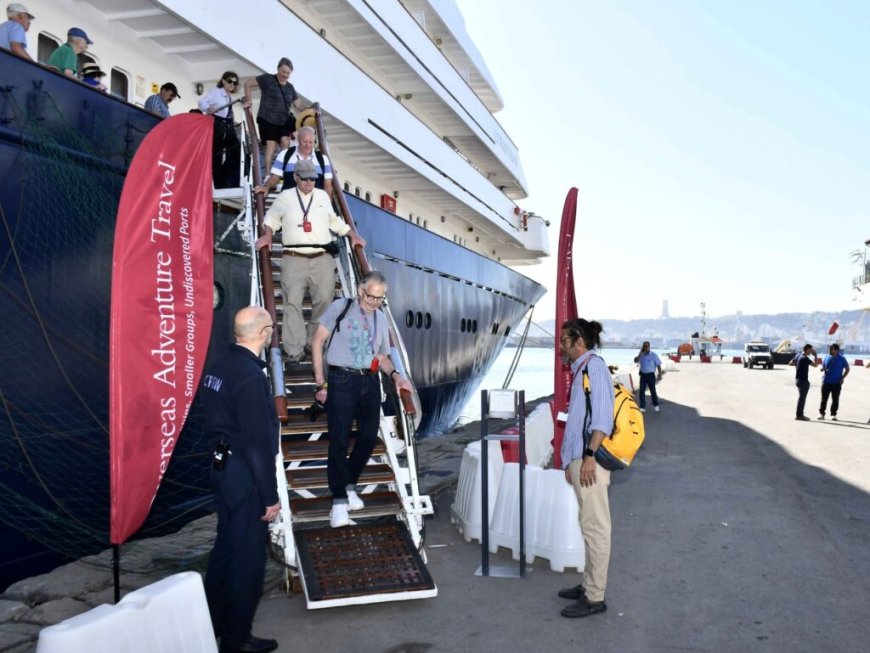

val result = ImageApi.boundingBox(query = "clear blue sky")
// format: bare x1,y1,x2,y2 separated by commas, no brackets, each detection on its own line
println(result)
456,0,870,321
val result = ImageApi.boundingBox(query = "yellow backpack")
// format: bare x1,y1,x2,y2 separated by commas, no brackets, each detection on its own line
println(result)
582,366,645,470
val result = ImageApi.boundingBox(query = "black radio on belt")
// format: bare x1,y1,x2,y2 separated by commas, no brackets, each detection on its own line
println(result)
212,439,229,471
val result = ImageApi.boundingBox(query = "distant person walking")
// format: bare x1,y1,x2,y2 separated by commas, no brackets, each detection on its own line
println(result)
634,341,662,412
818,343,849,421
201,306,280,653
789,344,817,421
557,318,614,618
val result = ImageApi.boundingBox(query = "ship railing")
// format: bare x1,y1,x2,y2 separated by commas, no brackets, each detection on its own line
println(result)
310,103,423,429
310,103,431,538
240,106,287,417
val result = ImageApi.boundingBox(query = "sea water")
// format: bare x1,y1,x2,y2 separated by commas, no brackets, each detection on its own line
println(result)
458,346,744,425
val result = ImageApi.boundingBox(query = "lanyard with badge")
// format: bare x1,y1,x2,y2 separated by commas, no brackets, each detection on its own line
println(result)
296,187,313,232
358,304,380,372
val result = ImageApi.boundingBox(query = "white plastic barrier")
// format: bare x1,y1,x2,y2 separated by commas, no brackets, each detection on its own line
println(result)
524,403,554,468
486,464,585,573
450,439,503,543
37,572,217,653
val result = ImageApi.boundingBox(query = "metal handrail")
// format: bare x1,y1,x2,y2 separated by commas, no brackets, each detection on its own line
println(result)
241,105,287,419
311,102,419,420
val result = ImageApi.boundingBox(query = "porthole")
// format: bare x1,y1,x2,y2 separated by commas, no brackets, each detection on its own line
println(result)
343,181,350,192
365,191,372,202
424,313,432,329
415,312,423,328
504,326,511,337
354,186,361,197
405,311,414,328
472,319,478,333
461,318,466,333
491,323,499,335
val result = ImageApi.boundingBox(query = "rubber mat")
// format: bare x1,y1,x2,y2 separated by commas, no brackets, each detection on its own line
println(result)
295,522,435,601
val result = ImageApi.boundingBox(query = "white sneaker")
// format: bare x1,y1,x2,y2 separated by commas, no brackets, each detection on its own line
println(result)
347,491,365,511
329,504,350,528
654,406,660,412
640,408,646,413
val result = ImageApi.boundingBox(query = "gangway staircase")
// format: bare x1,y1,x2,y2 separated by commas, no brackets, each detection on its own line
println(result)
239,105,436,608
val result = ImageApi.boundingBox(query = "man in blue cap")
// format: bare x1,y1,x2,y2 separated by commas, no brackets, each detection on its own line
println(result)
48,26,92,77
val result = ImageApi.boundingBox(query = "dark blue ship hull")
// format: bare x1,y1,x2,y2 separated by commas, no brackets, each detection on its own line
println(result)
0,52,544,589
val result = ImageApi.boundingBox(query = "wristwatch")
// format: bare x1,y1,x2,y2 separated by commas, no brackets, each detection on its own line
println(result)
583,447,596,458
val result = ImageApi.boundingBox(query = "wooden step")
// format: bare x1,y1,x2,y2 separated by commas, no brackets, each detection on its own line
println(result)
286,463,394,490
282,438,385,461
282,412,328,435
289,491,401,522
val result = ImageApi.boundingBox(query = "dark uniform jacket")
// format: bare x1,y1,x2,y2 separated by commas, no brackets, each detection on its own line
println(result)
201,344,279,508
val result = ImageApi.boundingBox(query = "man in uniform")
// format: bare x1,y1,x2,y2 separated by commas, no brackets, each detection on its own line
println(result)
201,306,280,653
255,158,364,363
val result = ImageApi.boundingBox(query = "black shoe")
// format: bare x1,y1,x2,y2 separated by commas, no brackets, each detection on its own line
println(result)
831,416,838,421
557,583,586,600
221,636,278,653
795,416,810,421
561,599,607,618
817,414,825,420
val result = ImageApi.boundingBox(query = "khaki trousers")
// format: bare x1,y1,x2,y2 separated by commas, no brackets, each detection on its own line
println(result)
568,458,612,602
279,254,336,357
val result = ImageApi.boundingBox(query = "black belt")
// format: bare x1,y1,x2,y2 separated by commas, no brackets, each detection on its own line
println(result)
329,365,374,375
283,250,325,258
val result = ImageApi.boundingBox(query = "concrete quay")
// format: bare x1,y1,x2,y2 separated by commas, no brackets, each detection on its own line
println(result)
3,365,870,652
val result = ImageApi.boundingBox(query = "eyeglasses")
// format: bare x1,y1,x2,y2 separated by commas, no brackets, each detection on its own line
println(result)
298,176,317,182
363,290,386,302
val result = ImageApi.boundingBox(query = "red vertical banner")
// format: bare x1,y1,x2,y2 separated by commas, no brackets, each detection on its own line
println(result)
552,187,579,469
109,114,215,544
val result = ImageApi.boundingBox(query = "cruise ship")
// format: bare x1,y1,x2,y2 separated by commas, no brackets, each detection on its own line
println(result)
0,0,548,593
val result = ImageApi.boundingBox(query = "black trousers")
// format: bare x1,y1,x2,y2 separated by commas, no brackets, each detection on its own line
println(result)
819,382,842,417
211,116,240,188
795,380,810,418
205,455,267,650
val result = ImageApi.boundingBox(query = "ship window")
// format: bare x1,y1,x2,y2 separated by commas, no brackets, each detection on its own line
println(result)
504,326,511,337
415,312,423,328
491,323,499,335
110,68,130,101
416,217,421,226
343,182,350,192
365,191,371,202
405,311,414,328
461,318,466,333
37,33,61,65
354,186,361,197
424,313,432,329
423,220,428,229
472,320,478,333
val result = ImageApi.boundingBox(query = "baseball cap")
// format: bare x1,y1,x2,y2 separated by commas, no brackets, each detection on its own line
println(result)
6,3,34,19
67,27,93,44
161,82,180,99
294,158,318,180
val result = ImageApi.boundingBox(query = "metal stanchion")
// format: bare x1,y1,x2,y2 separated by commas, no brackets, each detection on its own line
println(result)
475,389,531,579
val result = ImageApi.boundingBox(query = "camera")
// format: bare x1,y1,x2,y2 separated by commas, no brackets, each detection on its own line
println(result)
308,399,326,421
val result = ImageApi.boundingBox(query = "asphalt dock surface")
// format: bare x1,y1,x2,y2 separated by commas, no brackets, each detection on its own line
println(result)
3,363,870,652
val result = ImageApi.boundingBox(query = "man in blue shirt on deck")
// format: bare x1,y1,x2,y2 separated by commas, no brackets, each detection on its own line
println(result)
634,341,662,413
818,343,849,421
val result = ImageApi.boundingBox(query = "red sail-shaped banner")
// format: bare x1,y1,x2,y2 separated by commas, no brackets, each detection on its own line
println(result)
109,114,214,544
552,188,579,469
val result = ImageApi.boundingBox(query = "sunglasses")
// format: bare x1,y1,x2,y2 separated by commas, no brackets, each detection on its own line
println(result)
298,175,317,182
224,79,238,85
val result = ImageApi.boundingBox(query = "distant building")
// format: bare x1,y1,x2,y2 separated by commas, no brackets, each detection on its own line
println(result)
660,299,670,319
